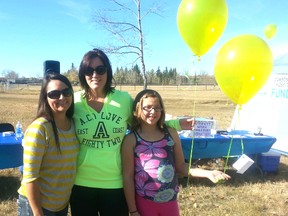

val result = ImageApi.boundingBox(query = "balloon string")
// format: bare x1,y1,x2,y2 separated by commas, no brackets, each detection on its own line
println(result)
187,136,195,186
238,104,242,111
238,108,244,155
237,106,241,129
224,106,238,172
224,136,234,173
224,105,245,173
187,81,197,186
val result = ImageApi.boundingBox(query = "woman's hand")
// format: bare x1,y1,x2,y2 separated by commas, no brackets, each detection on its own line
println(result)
207,170,231,183
179,118,195,130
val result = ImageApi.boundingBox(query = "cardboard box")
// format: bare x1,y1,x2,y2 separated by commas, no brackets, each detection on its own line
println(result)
257,151,281,172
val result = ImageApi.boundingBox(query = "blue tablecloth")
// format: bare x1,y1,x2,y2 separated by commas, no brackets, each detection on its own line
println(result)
180,130,277,159
0,133,23,169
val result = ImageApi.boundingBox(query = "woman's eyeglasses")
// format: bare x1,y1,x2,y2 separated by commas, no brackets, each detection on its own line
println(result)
85,65,107,76
142,106,163,112
47,88,72,99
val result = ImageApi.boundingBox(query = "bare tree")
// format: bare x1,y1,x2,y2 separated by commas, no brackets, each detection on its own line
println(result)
93,0,164,89
2,70,19,79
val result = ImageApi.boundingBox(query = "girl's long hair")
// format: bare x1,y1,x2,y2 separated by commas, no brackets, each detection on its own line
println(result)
36,73,74,151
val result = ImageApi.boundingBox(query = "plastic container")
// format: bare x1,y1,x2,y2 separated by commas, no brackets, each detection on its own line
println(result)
15,121,23,138
257,150,281,173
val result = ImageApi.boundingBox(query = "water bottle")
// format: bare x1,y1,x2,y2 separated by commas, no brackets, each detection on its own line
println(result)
15,121,23,138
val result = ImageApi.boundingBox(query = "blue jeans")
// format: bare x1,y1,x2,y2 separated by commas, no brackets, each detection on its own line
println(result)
17,194,68,216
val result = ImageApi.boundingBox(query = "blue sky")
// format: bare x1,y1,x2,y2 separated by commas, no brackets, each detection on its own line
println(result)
0,0,287,78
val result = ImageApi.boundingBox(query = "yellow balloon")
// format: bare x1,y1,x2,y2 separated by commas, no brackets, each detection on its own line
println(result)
177,0,228,57
214,34,273,105
264,24,277,39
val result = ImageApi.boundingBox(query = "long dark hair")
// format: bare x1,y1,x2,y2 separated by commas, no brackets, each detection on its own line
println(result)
78,48,115,98
36,73,74,150
131,89,166,132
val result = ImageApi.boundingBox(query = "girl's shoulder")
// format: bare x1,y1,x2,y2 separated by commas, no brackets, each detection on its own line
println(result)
26,117,54,134
25,117,53,141
166,126,179,138
29,117,50,129
122,131,137,147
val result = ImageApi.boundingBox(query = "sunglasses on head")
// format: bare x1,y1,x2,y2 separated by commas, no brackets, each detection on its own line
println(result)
47,88,72,99
85,65,107,76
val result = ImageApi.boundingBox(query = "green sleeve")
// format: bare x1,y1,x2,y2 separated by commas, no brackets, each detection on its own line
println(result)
165,119,181,131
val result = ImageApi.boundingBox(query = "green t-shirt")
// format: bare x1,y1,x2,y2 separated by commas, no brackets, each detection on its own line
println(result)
73,89,181,189
73,90,133,188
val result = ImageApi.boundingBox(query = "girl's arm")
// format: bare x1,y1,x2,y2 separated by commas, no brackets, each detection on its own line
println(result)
166,118,195,131
26,179,44,216
168,128,231,183
121,133,140,215
21,121,47,216
189,168,231,183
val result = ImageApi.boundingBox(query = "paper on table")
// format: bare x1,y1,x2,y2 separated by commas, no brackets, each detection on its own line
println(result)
2,131,14,136
232,154,254,174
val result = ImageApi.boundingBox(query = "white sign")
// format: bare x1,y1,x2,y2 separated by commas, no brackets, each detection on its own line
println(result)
194,118,214,137
231,73,288,155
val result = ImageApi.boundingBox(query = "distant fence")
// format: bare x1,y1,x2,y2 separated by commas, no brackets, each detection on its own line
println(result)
1,83,221,93
0,83,41,92
117,84,220,92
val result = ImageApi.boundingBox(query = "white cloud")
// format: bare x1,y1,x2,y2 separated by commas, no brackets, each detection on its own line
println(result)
57,0,91,23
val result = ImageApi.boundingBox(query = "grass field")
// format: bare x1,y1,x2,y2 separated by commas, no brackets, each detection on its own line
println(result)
1,85,288,216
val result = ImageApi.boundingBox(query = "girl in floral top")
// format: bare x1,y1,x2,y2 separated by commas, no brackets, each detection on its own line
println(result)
121,89,231,216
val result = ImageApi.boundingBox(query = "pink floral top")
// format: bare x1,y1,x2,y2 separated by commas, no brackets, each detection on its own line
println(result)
133,129,179,203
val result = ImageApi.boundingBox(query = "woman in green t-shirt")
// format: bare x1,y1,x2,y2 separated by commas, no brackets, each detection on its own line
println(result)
70,49,194,216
